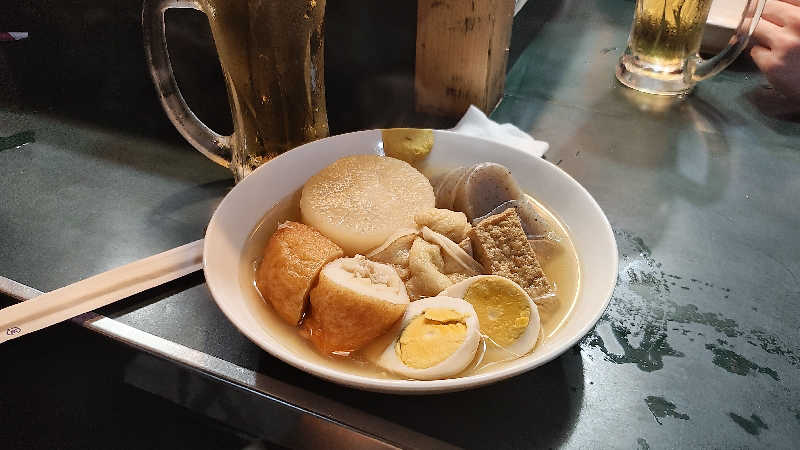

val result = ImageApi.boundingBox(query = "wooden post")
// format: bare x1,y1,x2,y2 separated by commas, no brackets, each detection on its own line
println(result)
414,0,515,117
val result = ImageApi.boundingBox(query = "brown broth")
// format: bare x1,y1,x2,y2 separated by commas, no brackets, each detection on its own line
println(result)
238,187,581,379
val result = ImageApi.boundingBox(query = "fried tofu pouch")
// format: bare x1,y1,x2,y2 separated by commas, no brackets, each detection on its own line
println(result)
256,221,344,326
303,256,409,354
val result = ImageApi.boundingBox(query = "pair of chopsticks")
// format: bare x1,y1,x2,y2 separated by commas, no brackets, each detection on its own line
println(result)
0,240,203,344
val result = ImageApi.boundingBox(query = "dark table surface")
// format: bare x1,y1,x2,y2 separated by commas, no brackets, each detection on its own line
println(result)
2,0,799,448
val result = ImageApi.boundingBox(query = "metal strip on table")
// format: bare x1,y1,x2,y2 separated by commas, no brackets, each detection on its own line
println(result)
0,275,456,450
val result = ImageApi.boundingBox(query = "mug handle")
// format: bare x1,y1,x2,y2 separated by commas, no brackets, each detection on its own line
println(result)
142,0,232,168
692,0,767,81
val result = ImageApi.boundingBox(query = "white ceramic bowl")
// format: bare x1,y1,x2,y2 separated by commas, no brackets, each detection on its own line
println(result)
204,130,617,394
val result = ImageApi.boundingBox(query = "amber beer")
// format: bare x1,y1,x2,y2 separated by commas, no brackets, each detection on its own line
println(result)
200,0,328,179
616,0,762,94
628,0,713,68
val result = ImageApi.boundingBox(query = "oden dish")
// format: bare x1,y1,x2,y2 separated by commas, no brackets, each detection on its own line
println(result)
204,130,617,394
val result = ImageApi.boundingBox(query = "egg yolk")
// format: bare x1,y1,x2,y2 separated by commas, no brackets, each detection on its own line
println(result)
396,308,467,369
463,277,531,348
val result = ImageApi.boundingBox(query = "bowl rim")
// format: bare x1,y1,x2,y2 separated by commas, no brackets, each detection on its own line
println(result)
203,129,618,394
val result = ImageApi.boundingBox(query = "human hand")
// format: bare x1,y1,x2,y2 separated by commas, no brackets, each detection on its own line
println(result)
751,0,800,100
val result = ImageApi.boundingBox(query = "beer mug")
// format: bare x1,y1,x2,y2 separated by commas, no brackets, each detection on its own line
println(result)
143,0,329,181
616,0,766,95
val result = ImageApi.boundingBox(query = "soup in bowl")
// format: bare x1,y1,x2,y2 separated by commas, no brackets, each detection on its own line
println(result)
203,129,617,394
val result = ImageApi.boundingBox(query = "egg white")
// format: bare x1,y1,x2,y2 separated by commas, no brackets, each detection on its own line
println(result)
441,275,540,358
377,296,481,380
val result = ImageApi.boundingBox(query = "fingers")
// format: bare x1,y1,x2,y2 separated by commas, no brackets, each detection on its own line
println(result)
753,18,784,49
762,0,800,30
762,1,787,27
775,0,800,8
752,1,800,101
751,45,779,73
751,44,800,100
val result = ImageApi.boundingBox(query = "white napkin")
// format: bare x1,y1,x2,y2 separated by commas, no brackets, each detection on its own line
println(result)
450,105,549,157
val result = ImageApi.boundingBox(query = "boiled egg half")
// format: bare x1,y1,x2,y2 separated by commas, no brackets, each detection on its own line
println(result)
442,275,540,359
377,296,480,380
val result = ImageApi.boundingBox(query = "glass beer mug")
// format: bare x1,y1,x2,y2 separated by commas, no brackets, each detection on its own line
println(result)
143,0,329,181
616,0,766,95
